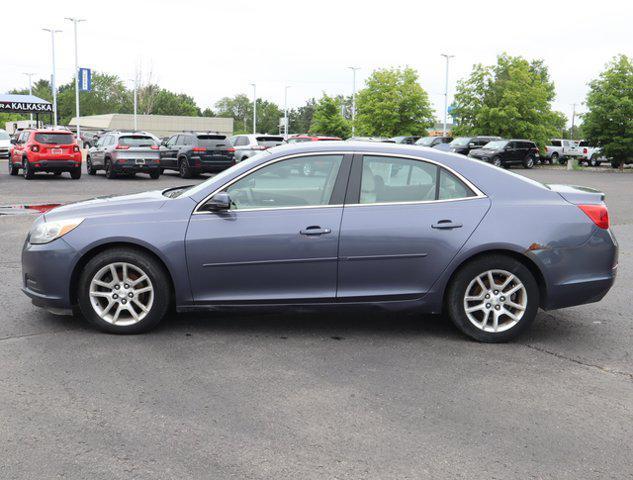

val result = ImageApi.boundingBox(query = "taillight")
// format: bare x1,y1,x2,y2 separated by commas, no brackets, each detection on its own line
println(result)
192,147,206,153
227,147,235,153
150,145,159,150
73,145,80,153
30,145,40,152
579,204,610,229
583,148,588,154
115,144,129,150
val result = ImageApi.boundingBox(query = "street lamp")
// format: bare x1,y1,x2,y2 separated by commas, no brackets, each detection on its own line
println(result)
283,85,291,139
65,17,86,141
22,73,35,122
126,77,139,130
42,28,62,128
441,53,455,136
347,67,360,137
250,83,257,134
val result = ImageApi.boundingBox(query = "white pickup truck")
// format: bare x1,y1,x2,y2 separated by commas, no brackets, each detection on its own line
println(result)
543,139,581,164
576,140,605,167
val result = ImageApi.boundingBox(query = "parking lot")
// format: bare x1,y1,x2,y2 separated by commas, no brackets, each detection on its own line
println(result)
1,162,632,479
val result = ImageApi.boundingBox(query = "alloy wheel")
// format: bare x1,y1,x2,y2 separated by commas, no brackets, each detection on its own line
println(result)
88,262,154,326
463,269,527,333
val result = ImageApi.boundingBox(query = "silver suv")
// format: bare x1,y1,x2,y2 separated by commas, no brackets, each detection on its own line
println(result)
87,131,161,179
230,134,285,162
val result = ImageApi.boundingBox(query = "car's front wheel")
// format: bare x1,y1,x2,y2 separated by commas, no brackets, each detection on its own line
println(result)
78,248,171,334
86,157,97,175
491,157,502,168
446,255,539,342
8,159,19,176
23,160,34,179
523,155,535,169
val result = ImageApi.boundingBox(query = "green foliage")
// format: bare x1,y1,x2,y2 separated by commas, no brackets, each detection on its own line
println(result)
288,98,316,134
582,54,633,162
355,67,433,137
309,94,351,138
452,54,565,147
214,94,282,134
256,99,283,134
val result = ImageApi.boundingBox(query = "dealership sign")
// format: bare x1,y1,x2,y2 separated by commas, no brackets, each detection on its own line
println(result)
0,101,53,114
79,68,92,92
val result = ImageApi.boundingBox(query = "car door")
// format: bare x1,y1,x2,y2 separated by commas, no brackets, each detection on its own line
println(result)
12,132,26,163
185,153,352,303
160,135,178,168
90,135,106,166
337,153,490,300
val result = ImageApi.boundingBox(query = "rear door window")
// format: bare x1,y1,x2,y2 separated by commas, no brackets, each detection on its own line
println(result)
235,136,249,146
34,133,74,144
438,169,475,200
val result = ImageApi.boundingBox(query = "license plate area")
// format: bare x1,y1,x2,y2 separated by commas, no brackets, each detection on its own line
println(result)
135,159,146,165
52,148,62,155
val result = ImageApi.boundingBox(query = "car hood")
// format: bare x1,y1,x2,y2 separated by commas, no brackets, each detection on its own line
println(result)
44,190,170,221
0,140,10,147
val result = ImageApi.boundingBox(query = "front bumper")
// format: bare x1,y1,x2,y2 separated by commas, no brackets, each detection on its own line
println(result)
22,236,77,310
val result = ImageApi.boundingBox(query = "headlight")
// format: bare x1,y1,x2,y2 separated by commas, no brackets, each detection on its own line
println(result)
29,218,84,244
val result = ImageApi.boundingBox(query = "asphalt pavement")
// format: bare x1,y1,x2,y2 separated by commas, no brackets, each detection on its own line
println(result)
0,162,631,479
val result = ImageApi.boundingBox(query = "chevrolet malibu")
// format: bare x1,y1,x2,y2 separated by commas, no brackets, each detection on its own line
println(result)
21,142,618,342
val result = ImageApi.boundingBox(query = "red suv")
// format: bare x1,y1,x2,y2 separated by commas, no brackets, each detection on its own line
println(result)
287,135,342,143
9,129,82,180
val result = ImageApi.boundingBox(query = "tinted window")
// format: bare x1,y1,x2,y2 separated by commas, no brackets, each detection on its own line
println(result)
256,136,284,147
34,133,74,145
118,136,156,147
197,135,230,147
438,169,475,200
225,155,343,210
360,156,437,204
551,140,562,147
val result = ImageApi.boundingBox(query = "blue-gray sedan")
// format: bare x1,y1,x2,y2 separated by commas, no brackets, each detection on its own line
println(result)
21,142,618,341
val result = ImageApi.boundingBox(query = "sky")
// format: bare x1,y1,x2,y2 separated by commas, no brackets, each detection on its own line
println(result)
1,0,631,127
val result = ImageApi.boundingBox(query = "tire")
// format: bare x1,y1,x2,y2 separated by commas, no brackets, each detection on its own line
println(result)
105,159,117,179
70,167,82,180
523,155,535,169
558,157,567,165
491,157,502,168
54,171,62,176
179,158,193,179
8,160,19,176
149,170,160,179
551,152,559,164
77,248,171,334
23,160,34,180
446,254,539,342
86,157,97,175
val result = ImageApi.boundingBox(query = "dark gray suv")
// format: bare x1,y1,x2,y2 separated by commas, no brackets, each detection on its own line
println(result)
87,131,161,179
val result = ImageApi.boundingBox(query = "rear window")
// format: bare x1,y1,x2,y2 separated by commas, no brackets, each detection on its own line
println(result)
118,136,156,147
197,135,230,147
34,133,74,145
256,136,284,147
578,140,589,147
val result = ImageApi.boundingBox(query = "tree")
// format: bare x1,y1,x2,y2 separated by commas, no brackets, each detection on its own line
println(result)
309,94,351,138
215,94,253,133
582,54,633,166
255,99,283,134
452,54,566,147
288,98,316,134
355,67,433,137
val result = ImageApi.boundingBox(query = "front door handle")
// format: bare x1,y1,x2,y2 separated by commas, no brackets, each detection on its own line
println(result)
432,220,463,230
300,226,332,236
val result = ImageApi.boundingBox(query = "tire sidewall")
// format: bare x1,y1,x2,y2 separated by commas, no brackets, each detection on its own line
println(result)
446,255,539,342
77,248,171,334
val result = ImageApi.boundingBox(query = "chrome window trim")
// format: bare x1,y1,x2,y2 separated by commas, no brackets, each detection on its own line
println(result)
193,150,487,215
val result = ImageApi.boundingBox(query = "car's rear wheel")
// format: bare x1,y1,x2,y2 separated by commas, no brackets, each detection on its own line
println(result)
78,248,170,334
86,157,97,175
149,170,160,179
446,255,539,342
179,158,193,178
105,159,117,179
589,156,601,167
54,171,62,176
23,160,34,180
70,167,81,179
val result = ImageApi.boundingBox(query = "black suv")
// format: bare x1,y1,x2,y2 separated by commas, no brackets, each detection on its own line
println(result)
160,132,235,178
468,139,540,169
447,136,502,155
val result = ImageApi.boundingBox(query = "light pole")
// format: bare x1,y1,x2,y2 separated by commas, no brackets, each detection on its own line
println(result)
66,17,85,142
22,73,35,122
42,28,62,128
127,78,139,130
283,85,291,139
567,103,577,171
348,67,359,137
441,53,455,136
250,83,257,134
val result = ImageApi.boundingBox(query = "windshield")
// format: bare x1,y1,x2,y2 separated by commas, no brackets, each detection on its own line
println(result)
450,137,471,147
119,136,156,147
0,131,9,141
34,133,74,145
181,150,273,198
483,140,508,149
415,137,435,146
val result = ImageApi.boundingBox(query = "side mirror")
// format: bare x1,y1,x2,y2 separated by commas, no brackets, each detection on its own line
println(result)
204,192,231,211
468,142,475,148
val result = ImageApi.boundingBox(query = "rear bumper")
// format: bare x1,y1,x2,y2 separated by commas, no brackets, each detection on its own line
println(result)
112,160,161,173
30,160,81,171
542,271,616,310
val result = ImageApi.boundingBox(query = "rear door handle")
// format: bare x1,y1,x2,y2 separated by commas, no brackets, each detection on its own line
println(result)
432,220,463,230
300,226,332,236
